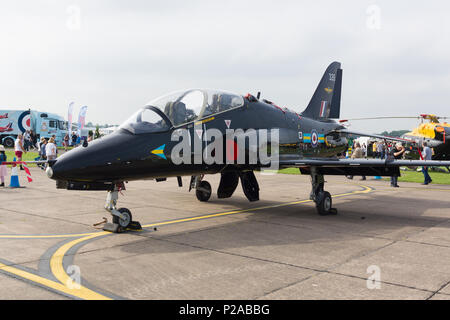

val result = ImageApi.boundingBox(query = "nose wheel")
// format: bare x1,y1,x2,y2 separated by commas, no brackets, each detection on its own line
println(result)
112,208,132,228
103,184,142,233
190,175,212,202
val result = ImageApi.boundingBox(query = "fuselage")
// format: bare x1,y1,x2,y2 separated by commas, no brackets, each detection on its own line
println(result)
50,96,348,184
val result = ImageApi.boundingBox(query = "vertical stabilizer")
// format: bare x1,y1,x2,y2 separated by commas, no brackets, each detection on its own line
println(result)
302,62,343,119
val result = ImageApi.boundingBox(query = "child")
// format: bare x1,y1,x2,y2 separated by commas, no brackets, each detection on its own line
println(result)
0,145,7,187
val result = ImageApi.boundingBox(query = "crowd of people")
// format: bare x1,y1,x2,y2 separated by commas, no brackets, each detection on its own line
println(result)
348,139,434,187
0,130,96,183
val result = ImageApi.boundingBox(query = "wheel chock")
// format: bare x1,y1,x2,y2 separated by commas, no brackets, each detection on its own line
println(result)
102,222,121,233
328,208,338,215
102,221,144,233
127,221,142,231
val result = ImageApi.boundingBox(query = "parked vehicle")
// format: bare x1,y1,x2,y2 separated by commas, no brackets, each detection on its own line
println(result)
0,109,68,147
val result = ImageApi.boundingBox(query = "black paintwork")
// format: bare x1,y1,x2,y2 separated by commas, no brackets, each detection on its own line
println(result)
50,98,347,183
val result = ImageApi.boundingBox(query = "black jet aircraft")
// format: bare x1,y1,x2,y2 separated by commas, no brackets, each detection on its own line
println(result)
45,62,450,230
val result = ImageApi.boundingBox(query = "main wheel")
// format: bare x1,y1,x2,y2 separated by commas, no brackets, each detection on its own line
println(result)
196,181,212,202
316,191,332,216
2,137,14,148
113,208,132,228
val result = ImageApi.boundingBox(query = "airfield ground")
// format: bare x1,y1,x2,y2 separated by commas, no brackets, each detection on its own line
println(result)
0,168,449,300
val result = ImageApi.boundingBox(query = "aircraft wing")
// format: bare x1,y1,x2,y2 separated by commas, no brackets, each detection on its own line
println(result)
278,158,450,167
275,158,450,177
335,129,415,143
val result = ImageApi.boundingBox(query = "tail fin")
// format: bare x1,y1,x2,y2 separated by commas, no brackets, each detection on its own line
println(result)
302,61,343,119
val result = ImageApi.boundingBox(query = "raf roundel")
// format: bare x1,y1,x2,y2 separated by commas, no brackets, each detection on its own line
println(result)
311,130,319,147
18,111,31,133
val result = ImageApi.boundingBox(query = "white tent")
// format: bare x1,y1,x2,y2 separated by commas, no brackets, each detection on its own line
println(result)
99,126,119,136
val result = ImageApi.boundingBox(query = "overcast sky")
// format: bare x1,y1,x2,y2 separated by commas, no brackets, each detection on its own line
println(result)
1,0,449,133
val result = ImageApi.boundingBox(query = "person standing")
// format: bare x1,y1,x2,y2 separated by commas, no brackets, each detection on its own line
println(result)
362,143,368,158
15,134,26,170
39,137,47,158
0,145,7,187
389,142,406,188
24,130,32,151
421,142,433,185
30,130,37,150
372,141,378,158
45,137,57,161
63,133,70,151
71,132,77,147
38,137,47,170
377,141,384,159
348,142,366,180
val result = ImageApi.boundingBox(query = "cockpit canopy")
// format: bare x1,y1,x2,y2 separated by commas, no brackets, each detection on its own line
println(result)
150,89,244,126
120,89,244,134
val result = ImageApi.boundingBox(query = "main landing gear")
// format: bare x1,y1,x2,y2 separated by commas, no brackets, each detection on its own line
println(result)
102,183,143,233
310,168,337,216
190,175,212,202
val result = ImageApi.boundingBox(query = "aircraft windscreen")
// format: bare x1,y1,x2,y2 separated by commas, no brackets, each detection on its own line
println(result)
148,89,244,126
119,107,170,134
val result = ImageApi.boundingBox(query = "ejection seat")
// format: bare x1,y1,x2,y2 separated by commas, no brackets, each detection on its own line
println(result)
210,94,219,114
164,101,187,126
217,94,233,113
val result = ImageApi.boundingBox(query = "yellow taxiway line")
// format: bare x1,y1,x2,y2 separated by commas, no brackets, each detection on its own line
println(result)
142,185,373,228
49,233,111,300
0,261,109,300
0,233,100,239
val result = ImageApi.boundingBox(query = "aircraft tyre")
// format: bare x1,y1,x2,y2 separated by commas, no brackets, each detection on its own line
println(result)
316,191,336,216
113,208,132,228
2,137,14,148
196,181,212,202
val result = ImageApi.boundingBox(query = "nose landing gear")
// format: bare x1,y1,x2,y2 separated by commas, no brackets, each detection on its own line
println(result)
190,175,212,202
310,168,337,216
102,183,143,233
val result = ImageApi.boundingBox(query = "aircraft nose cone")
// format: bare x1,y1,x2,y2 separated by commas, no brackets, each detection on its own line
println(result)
49,154,74,181
45,166,53,179
48,131,148,183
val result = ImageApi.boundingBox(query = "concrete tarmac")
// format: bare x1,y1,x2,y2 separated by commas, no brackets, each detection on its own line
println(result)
0,167,449,300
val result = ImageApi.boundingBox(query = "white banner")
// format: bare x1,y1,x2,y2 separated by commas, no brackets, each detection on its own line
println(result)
68,102,74,132
77,106,88,136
